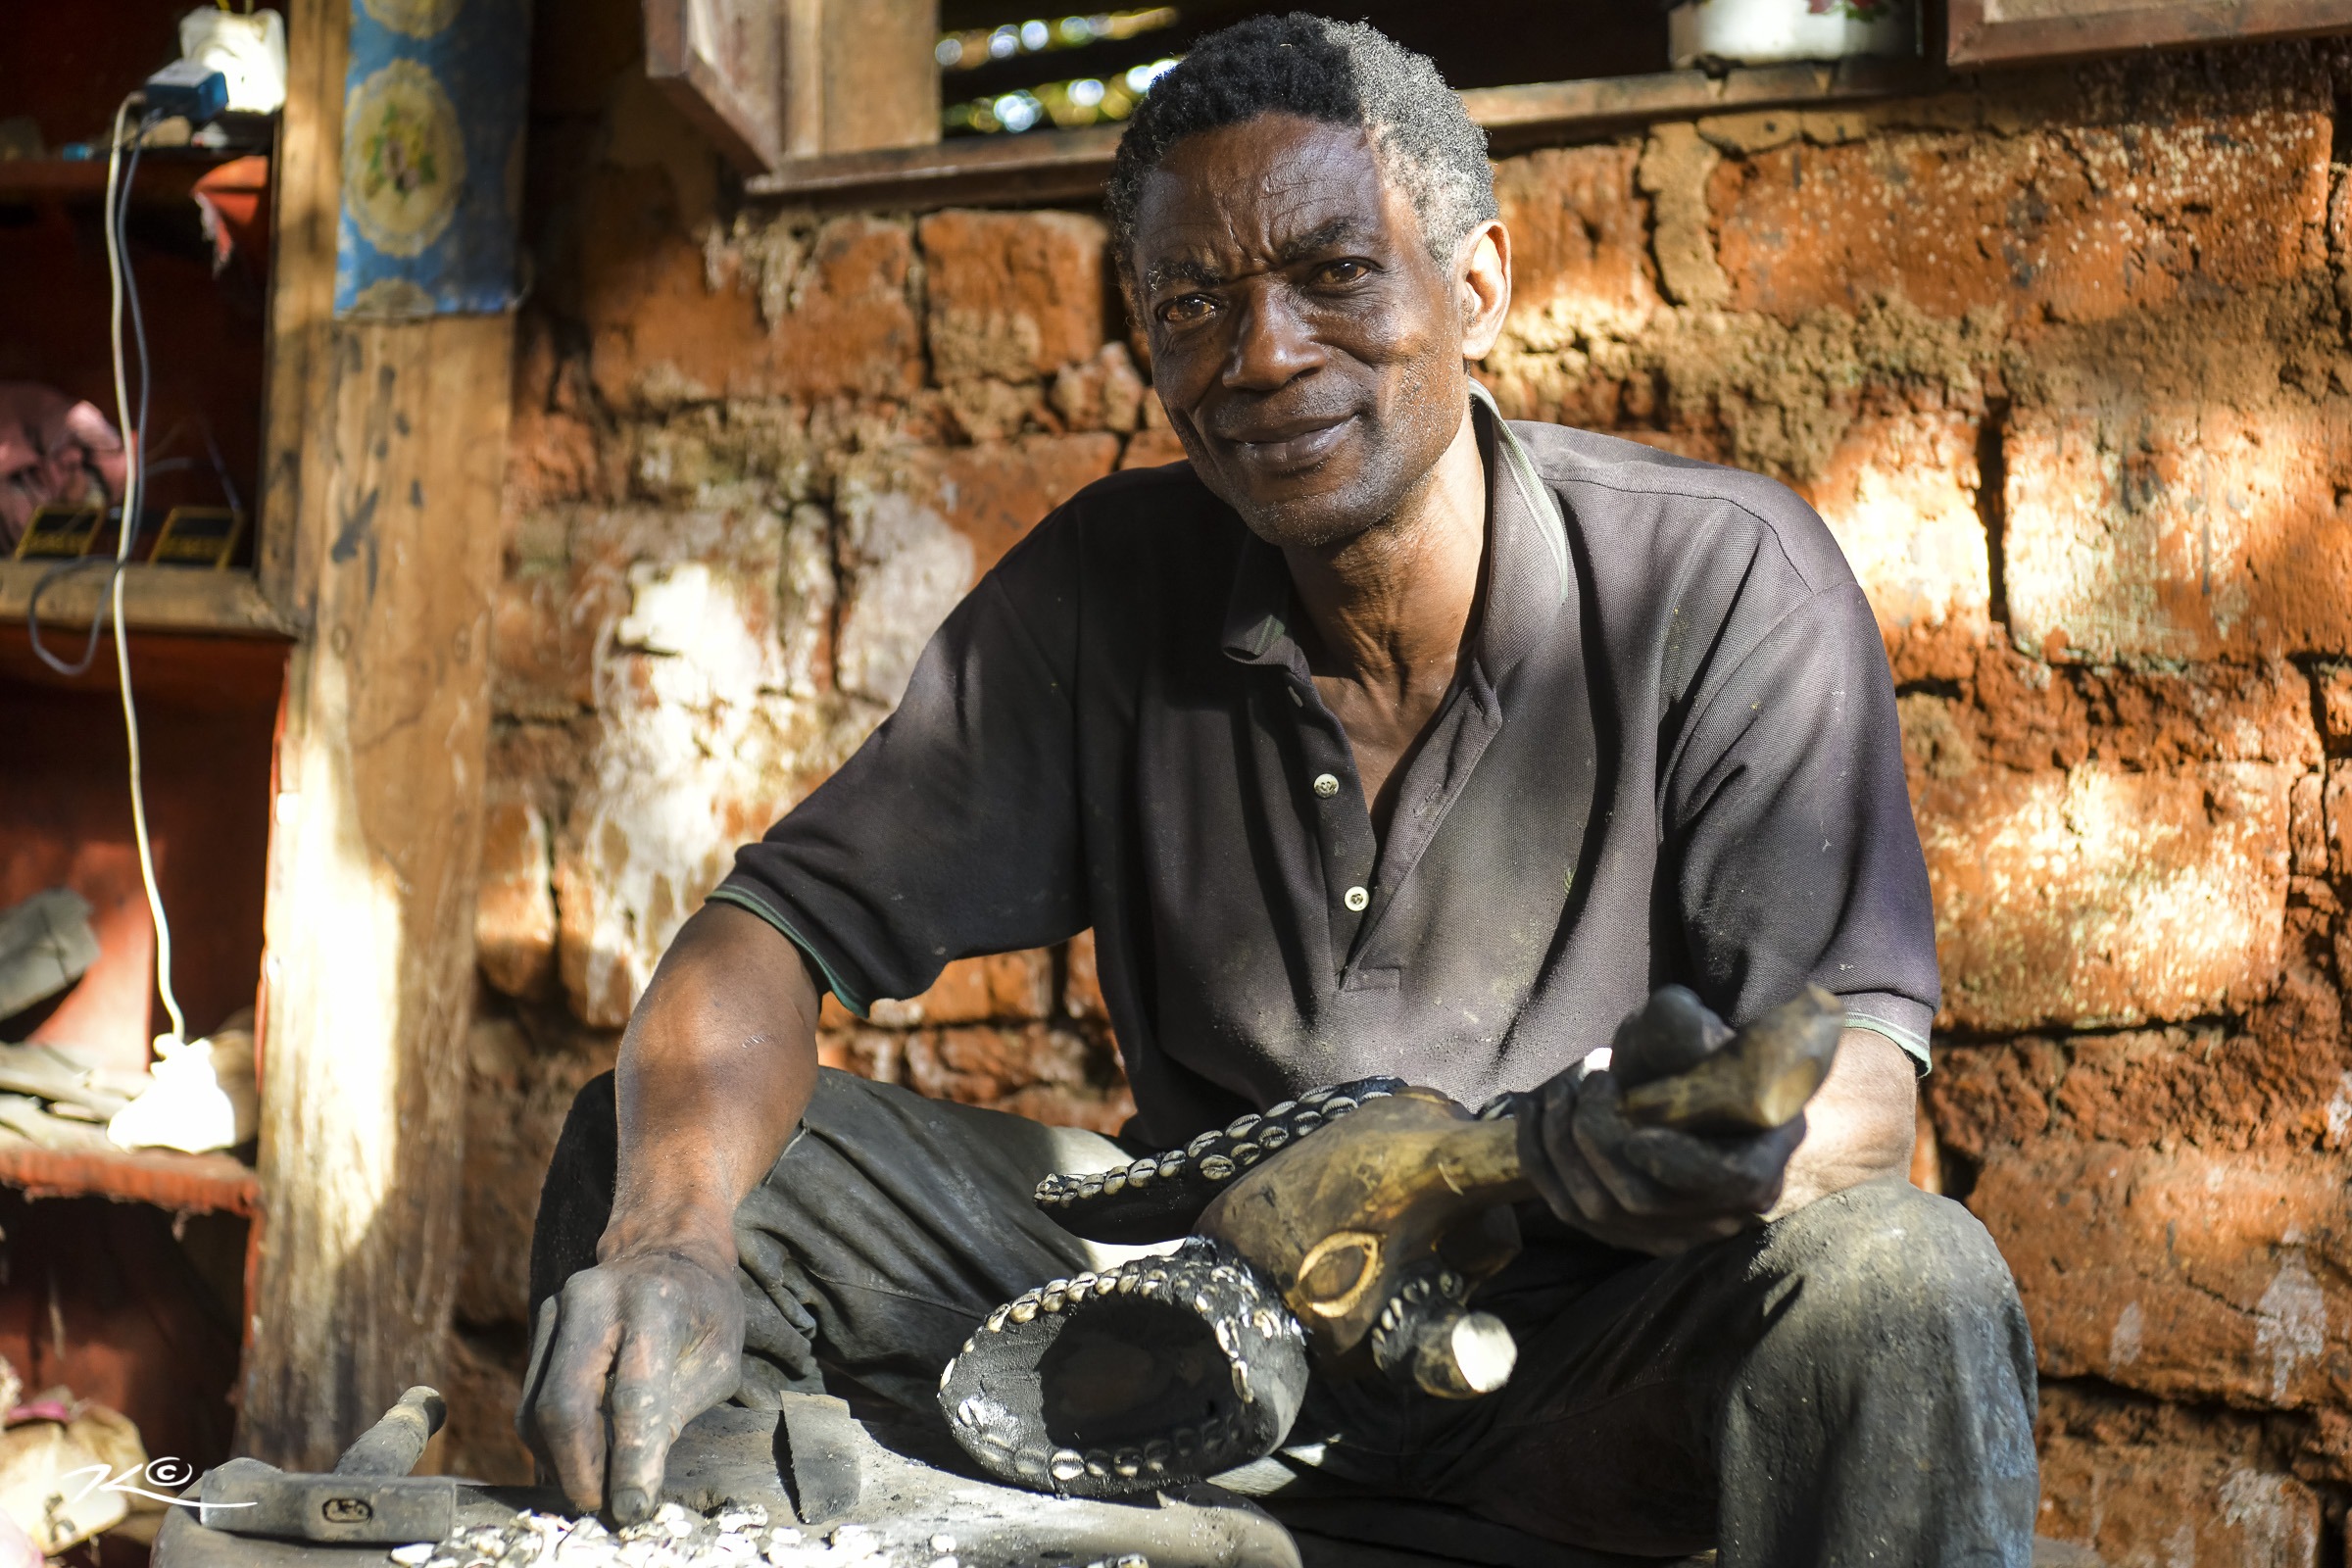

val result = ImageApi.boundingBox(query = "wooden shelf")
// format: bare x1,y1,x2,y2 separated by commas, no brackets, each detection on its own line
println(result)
0,153,258,208
0,1137,259,1215
0,561,291,639
746,57,1944,209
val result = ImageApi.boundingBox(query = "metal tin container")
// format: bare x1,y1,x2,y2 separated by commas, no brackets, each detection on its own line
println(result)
1668,0,1918,67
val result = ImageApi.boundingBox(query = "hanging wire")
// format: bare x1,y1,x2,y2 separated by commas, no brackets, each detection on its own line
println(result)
26,99,156,677
27,95,189,1048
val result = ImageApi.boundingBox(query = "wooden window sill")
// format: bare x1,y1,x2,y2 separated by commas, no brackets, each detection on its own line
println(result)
746,57,1946,212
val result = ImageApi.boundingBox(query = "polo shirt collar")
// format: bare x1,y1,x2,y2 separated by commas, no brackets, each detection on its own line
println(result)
1219,380,1572,679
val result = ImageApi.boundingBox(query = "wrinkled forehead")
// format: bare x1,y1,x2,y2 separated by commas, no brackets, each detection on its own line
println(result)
1128,115,1418,288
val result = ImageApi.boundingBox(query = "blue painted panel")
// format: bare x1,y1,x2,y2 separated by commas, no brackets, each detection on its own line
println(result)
333,0,531,318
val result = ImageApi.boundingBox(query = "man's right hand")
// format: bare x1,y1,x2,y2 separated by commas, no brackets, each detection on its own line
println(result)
523,1248,748,1521
518,903,822,1522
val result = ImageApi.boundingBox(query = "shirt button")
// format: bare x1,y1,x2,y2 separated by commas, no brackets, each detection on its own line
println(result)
1313,773,1340,798
1344,886,1370,912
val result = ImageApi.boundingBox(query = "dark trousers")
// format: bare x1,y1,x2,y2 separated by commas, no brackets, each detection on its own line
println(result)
529,1068,2039,1567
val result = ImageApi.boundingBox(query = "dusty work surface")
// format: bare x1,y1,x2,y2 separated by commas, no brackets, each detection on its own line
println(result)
152,1395,1714,1567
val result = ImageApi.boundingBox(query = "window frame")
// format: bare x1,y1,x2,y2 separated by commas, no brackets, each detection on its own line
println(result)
1947,0,2352,65
647,0,2352,204
743,57,1938,211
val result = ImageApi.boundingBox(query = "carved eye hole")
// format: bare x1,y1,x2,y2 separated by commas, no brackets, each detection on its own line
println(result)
1296,1231,1382,1314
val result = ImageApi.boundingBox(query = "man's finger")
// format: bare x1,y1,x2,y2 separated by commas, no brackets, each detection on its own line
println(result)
606,1261,747,1524
604,1306,680,1526
1617,1117,1802,1203
1569,1078,1677,1216
1550,1127,1629,1228
514,1298,564,1467
534,1274,624,1513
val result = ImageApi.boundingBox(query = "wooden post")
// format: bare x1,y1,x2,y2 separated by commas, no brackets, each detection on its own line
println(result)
239,0,515,1468
243,313,513,1469
256,0,345,622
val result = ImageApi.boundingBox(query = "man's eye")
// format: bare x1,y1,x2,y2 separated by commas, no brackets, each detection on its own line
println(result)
1157,294,1213,324
1314,260,1371,286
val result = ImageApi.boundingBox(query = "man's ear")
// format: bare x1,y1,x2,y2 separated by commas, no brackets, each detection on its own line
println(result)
1457,219,1512,362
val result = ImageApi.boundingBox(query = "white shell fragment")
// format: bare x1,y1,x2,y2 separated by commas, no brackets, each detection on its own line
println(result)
374,1502,954,1568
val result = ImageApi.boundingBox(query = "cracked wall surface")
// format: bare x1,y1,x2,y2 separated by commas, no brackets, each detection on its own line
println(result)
448,13,2352,1553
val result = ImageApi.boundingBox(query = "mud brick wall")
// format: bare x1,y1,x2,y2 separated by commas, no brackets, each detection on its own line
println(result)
450,16,2352,1554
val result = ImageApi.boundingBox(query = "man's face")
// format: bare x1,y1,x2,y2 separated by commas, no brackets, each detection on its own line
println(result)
1129,114,1476,549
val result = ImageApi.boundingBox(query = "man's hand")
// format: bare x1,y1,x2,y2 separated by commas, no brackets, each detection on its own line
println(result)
1529,1070,1806,1254
517,904,821,1521
524,1250,747,1520
1524,988,1919,1254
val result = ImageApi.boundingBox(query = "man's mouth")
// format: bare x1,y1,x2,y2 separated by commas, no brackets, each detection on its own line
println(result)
1215,414,1356,472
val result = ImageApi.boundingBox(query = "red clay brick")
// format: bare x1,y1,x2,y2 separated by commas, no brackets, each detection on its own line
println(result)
843,434,1122,580
1919,650,2319,784
989,1082,1136,1135
2073,661,2320,772
902,1023,1074,1102
2315,662,2352,750
1928,1022,2352,1160
834,435,1118,703
2003,403,2352,664
2036,1383,2322,1567
1795,411,1990,681
935,435,1121,572
581,172,920,408
919,210,1110,382
1973,1138,2352,1413
2291,771,2328,875
1922,1036,2068,1160
869,950,1055,1027
1119,427,1189,469
546,511,819,1028
1915,762,2291,1032
1712,98,2328,325
1050,344,1147,434
2325,761,2352,878
817,1026,904,1086
492,562,587,720
1493,144,1660,350
475,793,557,999
1064,929,1105,1022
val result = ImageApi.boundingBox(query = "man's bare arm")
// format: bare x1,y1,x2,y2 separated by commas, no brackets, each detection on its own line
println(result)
526,903,822,1521
606,904,822,1270
1766,1029,1918,1217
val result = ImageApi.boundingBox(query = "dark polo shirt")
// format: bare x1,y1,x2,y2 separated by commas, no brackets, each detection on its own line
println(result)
713,387,1938,1148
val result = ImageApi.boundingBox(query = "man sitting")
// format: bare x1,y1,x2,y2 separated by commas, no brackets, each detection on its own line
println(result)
521,17,2038,1564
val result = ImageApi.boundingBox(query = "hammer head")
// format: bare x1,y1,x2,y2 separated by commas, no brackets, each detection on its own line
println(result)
198,1457,457,1544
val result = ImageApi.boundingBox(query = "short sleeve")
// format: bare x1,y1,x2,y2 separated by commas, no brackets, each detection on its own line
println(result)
1663,580,1939,1069
710,519,1087,1015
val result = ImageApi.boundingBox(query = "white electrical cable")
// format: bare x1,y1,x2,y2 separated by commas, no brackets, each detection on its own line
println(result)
102,94,188,1050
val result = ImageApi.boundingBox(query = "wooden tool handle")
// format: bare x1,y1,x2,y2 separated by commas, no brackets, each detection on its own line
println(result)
331,1386,446,1478
1616,985,1844,1134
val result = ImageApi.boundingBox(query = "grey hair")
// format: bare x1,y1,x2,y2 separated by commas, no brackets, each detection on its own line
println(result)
1104,14,1498,270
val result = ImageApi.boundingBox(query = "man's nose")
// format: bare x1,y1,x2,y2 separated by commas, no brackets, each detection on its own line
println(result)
1221,282,1322,391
